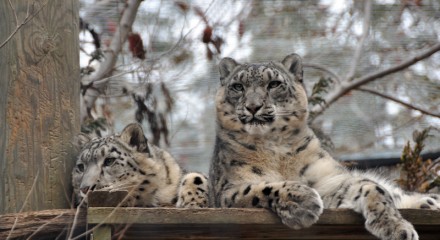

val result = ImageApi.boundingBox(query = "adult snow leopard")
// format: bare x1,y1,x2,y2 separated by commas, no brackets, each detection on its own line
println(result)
209,53,440,240
73,123,208,208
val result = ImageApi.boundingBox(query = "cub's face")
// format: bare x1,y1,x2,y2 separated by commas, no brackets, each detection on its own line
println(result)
216,54,308,136
72,123,150,204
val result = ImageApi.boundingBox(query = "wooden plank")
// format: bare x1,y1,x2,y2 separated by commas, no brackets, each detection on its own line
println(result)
0,209,86,239
87,207,440,225
0,0,80,214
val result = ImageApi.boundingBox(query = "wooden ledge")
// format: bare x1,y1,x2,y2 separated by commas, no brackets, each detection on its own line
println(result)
87,207,440,225
87,208,440,240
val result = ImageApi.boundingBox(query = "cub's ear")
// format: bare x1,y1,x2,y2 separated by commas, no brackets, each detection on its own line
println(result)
73,133,92,150
120,123,150,153
219,57,239,85
281,53,303,83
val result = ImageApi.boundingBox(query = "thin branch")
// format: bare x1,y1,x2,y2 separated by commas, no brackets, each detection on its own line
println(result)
310,42,440,118
303,62,342,83
356,87,440,118
345,0,372,82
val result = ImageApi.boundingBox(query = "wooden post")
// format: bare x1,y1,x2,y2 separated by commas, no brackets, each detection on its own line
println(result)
0,0,80,213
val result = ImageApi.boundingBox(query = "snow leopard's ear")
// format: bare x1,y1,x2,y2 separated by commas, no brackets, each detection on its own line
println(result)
120,123,150,154
73,133,92,150
219,57,239,86
281,53,303,84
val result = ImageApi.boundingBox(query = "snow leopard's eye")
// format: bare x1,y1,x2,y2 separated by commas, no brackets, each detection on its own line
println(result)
231,83,244,91
103,157,116,167
268,80,282,89
76,163,85,172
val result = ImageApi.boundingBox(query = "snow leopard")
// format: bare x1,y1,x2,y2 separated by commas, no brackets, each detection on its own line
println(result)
73,123,208,208
209,53,440,240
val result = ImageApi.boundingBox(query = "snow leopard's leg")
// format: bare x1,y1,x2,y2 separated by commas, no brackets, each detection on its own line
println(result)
397,192,440,210
176,172,209,208
328,178,418,240
220,181,323,230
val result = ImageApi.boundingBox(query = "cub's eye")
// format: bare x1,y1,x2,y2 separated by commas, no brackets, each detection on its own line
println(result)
76,164,85,172
103,157,116,167
231,83,244,91
268,80,282,89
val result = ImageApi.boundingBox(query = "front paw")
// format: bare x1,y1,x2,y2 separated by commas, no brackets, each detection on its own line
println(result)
273,184,323,229
367,217,418,240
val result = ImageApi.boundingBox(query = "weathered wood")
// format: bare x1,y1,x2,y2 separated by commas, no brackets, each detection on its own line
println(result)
0,209,86,239
87,208,440,240
87,207,440,225
0,0,80,213
88,190,129,207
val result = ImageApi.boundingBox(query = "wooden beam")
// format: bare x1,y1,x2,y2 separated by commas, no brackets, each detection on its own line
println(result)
87,207,440,225
0,209,86,239
0,0,80,213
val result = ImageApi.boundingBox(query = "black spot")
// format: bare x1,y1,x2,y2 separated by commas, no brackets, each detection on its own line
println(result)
231,191,238,202
376,186,385,195
230,159,247,167
336,199,343,208
295,136,312,154
281,126,287,132
241,143,256,151
399,231,408,240
252,197,260,206
364,190,370,197
271,127,276,132
251,166,263,176
292,128,300,135
127,162,134,168
268,198,273,208
221,180,229,190
139,169,146,175
274,190,279,197
299,164,309,176
101,149,105,156
243,185,251,195
171,196,178,204
135,195,140,200
194,177,203,185
191,198,195,201
354,195,360,201
110,147,122,155
283,117,290,122
427,199,434,205
142,179,150,185
420,204,430,209
262,187,272,196
181,180,187,186
197,187,206,193
138,187,145,191
187,191,192,195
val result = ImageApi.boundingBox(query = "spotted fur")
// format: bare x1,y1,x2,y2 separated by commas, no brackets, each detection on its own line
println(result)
73,123,208,208
209,53,439,240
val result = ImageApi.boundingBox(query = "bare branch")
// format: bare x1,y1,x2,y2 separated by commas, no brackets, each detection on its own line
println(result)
345,0,372,82
310,42,440,118
356,87,440,118
80,0,143,121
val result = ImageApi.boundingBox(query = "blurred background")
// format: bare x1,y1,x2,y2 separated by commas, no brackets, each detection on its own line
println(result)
78,0,440,176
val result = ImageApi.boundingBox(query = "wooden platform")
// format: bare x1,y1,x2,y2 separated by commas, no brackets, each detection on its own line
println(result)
87,207,440,239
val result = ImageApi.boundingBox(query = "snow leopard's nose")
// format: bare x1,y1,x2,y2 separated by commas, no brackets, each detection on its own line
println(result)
246,103,262,115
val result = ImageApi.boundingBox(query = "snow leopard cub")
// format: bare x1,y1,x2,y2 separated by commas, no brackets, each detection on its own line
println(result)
209,53,440,240
73,123,208,208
